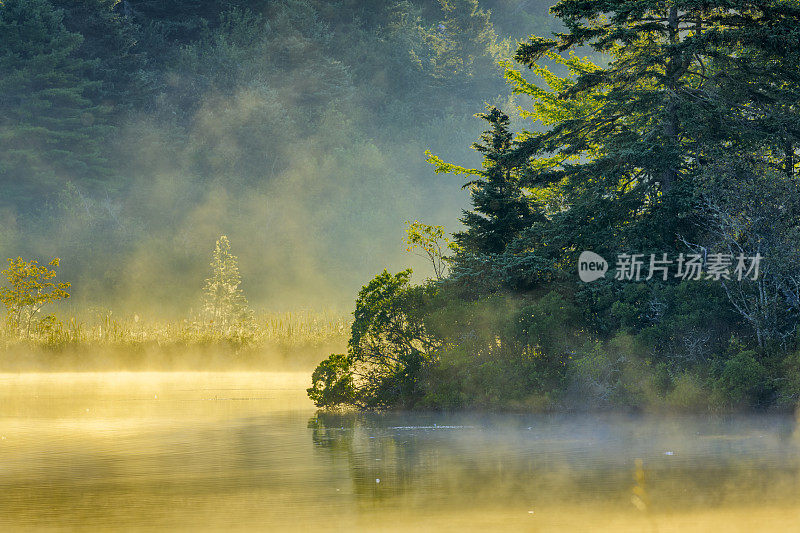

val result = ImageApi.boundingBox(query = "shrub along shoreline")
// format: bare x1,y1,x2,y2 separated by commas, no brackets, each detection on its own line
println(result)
307,272,799,414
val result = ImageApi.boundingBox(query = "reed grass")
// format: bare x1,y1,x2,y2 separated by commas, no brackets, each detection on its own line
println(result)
0,309,351,352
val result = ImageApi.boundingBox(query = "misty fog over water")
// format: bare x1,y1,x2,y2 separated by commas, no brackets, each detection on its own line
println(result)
3,372,799,531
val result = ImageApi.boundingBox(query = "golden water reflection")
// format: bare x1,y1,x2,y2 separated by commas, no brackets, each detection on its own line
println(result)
1,372,799,531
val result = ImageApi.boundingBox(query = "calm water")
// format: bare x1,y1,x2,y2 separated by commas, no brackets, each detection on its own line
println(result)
1,372,799,531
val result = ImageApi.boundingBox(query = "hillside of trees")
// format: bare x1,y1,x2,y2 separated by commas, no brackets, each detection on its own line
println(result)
1,0,559,311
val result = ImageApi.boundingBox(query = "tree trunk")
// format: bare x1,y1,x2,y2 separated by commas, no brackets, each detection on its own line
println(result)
661,5,680,193
785,140,795,179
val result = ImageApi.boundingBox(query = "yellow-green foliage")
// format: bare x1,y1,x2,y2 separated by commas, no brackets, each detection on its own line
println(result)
665,373,710,411
0,309,350,352
0,257,70,338
404,220,457,281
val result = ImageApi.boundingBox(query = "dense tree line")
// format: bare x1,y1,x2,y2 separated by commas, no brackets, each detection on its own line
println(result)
309,0,800,412
0,0,522,207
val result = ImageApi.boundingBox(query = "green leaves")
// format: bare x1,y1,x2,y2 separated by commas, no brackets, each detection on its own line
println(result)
350,268,417,354
0,256,71,338
308,269,440,409
513,36,558,67
404,221,455,281
307,353,355,408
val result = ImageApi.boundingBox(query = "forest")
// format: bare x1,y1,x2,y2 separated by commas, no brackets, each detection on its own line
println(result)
3,0,800,411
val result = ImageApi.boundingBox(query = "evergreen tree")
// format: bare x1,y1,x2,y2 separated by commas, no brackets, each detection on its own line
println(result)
0,0,111,208
429,1,800,287
54,0,151,115
425,0,504,101
126,0,222,44
456,107,543,255
431,0,498,79
428,51,605,288
515,0,800,189
202,235,251,331
505,0,800,258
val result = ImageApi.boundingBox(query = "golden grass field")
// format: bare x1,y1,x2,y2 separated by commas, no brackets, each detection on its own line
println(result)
0,310,351,371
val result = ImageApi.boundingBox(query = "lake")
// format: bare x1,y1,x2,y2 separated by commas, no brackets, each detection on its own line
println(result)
1,372,798,531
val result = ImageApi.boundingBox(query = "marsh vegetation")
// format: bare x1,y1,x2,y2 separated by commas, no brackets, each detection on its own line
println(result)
0,238,349,370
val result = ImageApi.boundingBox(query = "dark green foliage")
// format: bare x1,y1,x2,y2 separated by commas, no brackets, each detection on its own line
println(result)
0,0,111,206
54,0,150,114
502,0,800,276
308,353,355,407
514,291,580,354
716,349,770,409
429,0,499,83
419,293,569,410
308,270,440,409
126,0,224,44
309,1,800,412
456,107,544,255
